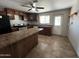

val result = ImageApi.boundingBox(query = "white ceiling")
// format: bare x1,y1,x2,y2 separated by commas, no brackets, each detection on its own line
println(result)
0,0,75,13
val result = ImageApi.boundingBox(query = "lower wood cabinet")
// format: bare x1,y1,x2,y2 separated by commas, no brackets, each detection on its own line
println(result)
0,33,38,58
39,26,52,36
0,45,12,58
11,33,38,58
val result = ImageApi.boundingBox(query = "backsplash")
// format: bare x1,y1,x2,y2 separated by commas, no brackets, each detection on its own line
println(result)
10,15,27,27
27,21,38,25
10,20,27,27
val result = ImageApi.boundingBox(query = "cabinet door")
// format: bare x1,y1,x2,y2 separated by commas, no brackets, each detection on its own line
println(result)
15,35,37,57
0,45,12,58
10,34,38,58
24,14,27,20
0,8,6,15
27,13,33,21
0,11,6,15
7,9,15,20
27,13,37,21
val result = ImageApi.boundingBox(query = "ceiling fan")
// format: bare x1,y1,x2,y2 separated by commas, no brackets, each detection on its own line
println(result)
21,0,44,12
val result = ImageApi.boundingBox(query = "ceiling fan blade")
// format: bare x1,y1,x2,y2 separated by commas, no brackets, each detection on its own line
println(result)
22,5,31,8
28,9,32,11
30,3,35,8
36,7,44,9
33,0,38,2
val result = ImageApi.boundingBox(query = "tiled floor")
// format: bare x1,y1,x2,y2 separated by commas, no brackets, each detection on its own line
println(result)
26,35,77,58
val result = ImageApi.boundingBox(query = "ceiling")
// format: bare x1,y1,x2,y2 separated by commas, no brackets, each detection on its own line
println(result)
0,0,75,13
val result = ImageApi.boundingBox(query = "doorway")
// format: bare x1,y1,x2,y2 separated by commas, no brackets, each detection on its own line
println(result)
53,14,69,37
53,15,62,35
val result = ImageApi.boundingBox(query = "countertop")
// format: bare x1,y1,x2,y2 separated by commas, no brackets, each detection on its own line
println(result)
0,28,39,49
38,25,52,27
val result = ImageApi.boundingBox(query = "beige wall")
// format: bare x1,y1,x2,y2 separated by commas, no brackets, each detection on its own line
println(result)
38,8,70,36
69,13,79,56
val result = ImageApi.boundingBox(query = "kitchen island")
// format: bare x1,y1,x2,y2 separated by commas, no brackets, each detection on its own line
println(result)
0,28,39,58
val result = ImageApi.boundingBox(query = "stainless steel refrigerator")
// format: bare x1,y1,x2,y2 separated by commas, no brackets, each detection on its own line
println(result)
0,15,11,34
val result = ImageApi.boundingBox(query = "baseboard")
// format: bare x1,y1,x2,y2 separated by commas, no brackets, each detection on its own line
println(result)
52,34,68,38
67,36,78,57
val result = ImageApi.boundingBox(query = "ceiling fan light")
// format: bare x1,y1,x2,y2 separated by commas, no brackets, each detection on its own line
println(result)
33,3,36,6
32,8,36,11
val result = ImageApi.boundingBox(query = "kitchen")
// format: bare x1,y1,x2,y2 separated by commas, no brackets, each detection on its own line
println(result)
0,7,52,57
0,0,79,58
0,8,39,57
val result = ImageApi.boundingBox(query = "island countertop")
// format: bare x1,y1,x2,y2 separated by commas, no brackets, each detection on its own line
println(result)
0,28,39,49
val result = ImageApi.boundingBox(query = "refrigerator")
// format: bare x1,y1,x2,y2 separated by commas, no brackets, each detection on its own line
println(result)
0,15,11,35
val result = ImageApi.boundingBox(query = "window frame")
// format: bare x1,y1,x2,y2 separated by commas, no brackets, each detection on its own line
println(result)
39,15,50,24
54,16,62,26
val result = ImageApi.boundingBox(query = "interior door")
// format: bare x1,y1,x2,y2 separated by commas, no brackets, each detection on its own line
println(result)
53,15,62,35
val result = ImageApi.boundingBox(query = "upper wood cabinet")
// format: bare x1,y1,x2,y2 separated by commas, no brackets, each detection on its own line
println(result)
7,9,15,20
24,14,27,20
7,9,15,14
0,8,6,15
19,12,24,20
27,13,38,21
0,8,37,21
6,8,27,20
19,12,24,15
15,11,19,15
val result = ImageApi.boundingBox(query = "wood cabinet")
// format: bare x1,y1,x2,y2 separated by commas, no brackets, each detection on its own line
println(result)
0,33,38,58
0,8,37,21
19,12,24,15
15,11,19,15
16,11,28,20
7,9,15,20
27,13,38,21
11,27,19,32
0,8,38,21
24,14,27,20
39,26,52,36
0,8,6,15
0,45,12,58
5,8,27,20
11,33,38,57
0,11,6,15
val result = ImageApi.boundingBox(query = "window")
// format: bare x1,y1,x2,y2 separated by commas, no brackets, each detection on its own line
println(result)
14,15,19,20
0,16,2,19
39,15,50,24
54,16,61,26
